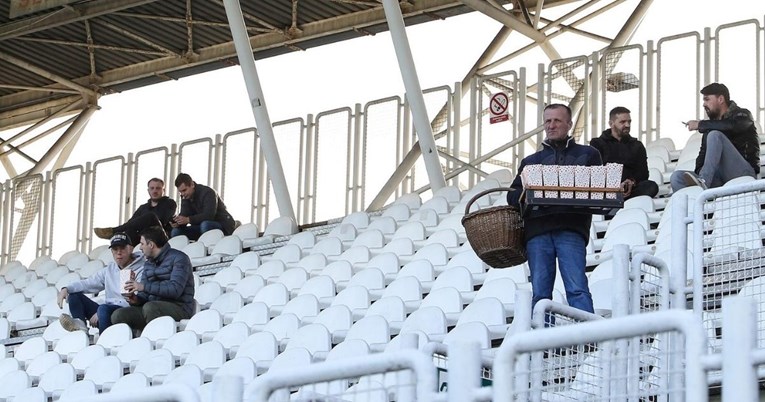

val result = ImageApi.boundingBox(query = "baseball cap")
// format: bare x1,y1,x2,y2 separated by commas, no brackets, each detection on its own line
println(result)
109,232,132,248
700,83,729,101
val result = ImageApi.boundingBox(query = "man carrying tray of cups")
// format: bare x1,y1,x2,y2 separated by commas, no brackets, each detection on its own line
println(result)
507,103,602,315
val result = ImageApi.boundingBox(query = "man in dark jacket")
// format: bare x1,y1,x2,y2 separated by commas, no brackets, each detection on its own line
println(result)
112,226,195,330
507,104,600,314
94,178,177,244
671,83,760,191
170,173,237,240
590,106,658,199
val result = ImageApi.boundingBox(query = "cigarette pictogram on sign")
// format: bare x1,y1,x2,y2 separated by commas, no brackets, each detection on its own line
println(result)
489,92,509,124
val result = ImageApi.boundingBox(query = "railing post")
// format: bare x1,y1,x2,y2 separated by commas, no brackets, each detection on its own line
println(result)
722,296,757,402
448,342,480,402
671,193,689,311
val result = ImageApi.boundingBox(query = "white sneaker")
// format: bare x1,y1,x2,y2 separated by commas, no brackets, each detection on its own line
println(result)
59,313,88,332
681,172,707,189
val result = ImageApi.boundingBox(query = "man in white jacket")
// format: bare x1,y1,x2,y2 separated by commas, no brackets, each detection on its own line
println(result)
57,232,145,333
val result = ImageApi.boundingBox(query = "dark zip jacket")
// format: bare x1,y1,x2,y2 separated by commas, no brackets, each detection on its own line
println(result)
508,137,602,244
133,196,177,237
590,129,649,183
695,100,760,174
179,183,236,235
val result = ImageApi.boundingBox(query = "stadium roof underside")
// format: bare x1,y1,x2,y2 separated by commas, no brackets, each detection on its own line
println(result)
0,0,652,179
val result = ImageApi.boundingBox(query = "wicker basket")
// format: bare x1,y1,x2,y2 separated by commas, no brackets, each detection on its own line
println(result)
461,187,526,268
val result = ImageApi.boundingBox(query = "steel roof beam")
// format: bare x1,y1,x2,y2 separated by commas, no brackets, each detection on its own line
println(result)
0,0,160,41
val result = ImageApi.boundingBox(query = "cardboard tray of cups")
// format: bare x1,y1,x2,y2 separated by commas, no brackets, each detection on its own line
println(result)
522,185,624,215
520,163,624,215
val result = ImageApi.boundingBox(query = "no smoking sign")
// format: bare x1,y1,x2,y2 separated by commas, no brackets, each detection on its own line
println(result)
489,92,509,124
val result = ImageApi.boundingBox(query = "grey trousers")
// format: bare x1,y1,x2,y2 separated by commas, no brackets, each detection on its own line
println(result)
111,300,190,331
671,130,756,191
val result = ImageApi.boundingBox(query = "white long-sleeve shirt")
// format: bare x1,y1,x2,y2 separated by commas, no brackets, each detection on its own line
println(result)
65,252,145,307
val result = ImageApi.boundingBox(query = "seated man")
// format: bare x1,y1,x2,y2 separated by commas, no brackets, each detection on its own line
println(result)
671,83,760,191
590,106,659,199
170,173,237,240
94,178,177,242
112,226,195,331
57,232,145,333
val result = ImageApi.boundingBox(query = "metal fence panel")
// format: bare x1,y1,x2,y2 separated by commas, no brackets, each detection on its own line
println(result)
363,97,403,208
50,166,84,259
8,174,44,262
693,181,765,354
314,108,353,222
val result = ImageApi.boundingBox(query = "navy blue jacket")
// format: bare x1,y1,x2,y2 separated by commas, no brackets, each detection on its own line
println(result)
137,244,196,318
507,137,602,243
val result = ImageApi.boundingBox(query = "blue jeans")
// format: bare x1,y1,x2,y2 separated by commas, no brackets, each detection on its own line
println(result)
671,130,756,191
67,292,122,334
526,231,594,314
170,220,223,241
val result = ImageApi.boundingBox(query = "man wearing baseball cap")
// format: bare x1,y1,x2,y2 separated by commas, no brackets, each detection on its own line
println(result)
671,82,760,191
57,232,145,333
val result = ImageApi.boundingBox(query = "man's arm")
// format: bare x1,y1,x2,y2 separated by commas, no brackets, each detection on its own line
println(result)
697,110,755,134
64,267,107,294
155,198,178,226
507,160,527,208
589,138,606,164
131,203,150,220
634,142,650,183
694,133,707,174
188,187,218,224
141,253,192,299
587,146,604,166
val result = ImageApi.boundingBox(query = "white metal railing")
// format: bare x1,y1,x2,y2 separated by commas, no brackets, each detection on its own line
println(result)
1,15,764,266
244,348,440,402
493,309,708,402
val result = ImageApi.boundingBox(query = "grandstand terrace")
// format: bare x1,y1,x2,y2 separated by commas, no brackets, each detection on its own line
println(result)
1,1,765,401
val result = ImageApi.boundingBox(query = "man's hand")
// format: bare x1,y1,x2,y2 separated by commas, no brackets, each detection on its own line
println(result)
88,314,99,327
621,179,635,198
686,120,699,131
125,294,140,305
57,288,68,309
124,280,144,293
173,215,190,226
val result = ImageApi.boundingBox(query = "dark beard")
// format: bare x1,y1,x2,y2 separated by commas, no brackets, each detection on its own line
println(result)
705,107,720,120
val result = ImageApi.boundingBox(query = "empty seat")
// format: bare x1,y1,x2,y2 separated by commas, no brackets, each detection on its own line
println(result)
38,362,76,399
184,340,226,381
83,356,122,390
161,330,199,363
140,315,177,347
133,349,175,383
95,323,133,354
235,332,279,372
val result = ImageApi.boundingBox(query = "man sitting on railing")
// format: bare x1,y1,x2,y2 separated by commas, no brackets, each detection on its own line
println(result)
671,82,760,191
507,103,600,315
112,226,195,331
170,173,237,240
93,177,177,243
590,106,658,199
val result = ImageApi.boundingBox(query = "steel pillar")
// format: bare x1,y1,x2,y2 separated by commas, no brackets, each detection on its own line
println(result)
222,0,296,224
381,0,446,193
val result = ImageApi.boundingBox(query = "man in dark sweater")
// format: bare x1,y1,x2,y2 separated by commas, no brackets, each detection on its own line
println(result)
671,83,760,191
112,226,195,330
170,173,237,240
590,106,658,199
94,178,177,244
507,104,600,314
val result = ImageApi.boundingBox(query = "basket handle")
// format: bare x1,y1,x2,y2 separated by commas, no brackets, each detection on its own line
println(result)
464,187,516,215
